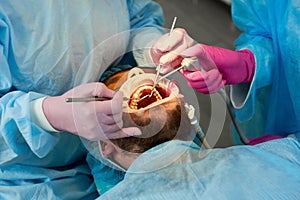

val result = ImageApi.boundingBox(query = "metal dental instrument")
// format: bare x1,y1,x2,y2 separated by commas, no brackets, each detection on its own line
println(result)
169,16,177,35
150,64,162,97
65,96,133,103
181,57,250,145
150,16,178,98
65,97,111,102
156,65,185,83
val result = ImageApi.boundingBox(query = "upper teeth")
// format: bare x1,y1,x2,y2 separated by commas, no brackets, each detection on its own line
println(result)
129,85,163,110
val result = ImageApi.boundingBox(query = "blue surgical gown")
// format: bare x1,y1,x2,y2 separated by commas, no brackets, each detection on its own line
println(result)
0,1,164,199
98,138,300,200
230,0,300,143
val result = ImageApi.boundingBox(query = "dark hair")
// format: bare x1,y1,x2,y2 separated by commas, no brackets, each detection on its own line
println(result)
110,97,192,153
104,69,192,153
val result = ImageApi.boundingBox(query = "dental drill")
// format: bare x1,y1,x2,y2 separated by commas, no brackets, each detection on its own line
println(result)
184,103,212,149
181,57,249,145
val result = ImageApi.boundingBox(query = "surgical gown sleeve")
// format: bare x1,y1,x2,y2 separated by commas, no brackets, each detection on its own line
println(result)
230,0,275,121
0,21,59,163
230,0,300,141
127,0,165,66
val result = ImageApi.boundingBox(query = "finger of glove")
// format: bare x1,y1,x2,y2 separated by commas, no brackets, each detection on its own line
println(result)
180,44,205,58
160,52,183,67
195,73,225,94
150,32,182,65
198,70,223,88
105,127,142,139
98,113,122,125
150,48,164,65
92,82,115,98
199,79,224,94
159,56,183,74
160,28,195,52
184,70,223,93
154,30,183,52
156,31,192,66
96,91,123,115
71,82,114,98
101,120,124,133
181,44,217,71
159,33,193,66
181,70,208,82
159,65,174,74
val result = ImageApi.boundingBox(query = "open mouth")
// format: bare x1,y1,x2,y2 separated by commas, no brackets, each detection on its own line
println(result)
129,84,169,110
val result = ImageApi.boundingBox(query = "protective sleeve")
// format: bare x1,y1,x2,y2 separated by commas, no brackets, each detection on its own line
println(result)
127,0,166,67
0,19,59,165
229,0,275,121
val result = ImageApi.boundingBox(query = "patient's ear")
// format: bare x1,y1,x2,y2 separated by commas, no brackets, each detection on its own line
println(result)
100,141,115,157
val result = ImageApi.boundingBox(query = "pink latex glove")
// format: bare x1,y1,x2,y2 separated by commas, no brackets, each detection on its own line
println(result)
247,134,285,145
42,82,141,141
180,44,255,94
150,28,195,73
181,69,225,94
199,44,255,84
180,44,225,94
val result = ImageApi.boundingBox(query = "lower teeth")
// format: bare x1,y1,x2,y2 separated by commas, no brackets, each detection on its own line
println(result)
129,85,163,109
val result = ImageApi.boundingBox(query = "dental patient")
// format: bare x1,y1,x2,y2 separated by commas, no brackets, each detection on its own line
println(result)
97,67,193,170
87,68,300,200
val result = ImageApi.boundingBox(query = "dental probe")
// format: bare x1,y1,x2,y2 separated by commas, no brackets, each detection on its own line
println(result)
169,16,177,35
151,16,178,95
156,65,185,83
150,64,162,98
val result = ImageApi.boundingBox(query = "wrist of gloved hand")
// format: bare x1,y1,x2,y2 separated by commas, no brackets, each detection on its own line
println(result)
30,97,60,132
200,44,256,84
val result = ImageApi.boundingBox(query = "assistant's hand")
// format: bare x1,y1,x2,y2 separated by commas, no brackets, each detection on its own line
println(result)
180,44,225,94
179,44,255,94
181,70,225,94
150,28,195,73
190,44,255,85
42,82,141,141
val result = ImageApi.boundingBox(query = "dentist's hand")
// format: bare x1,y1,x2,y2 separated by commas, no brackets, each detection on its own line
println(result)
42,82,141,141
150,28,195,73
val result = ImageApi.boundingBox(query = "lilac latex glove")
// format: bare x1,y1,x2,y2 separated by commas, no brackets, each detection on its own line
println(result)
42,82,141,141
180,44,255,94
150,28,195,73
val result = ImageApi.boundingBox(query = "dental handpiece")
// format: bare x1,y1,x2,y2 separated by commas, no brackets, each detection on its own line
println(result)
181,57,249,145
184,103,211,149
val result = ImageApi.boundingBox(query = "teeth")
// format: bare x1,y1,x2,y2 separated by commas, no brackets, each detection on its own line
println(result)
129,85,163,110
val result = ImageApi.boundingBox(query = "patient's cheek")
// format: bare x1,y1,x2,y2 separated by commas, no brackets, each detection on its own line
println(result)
129,84,168,110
